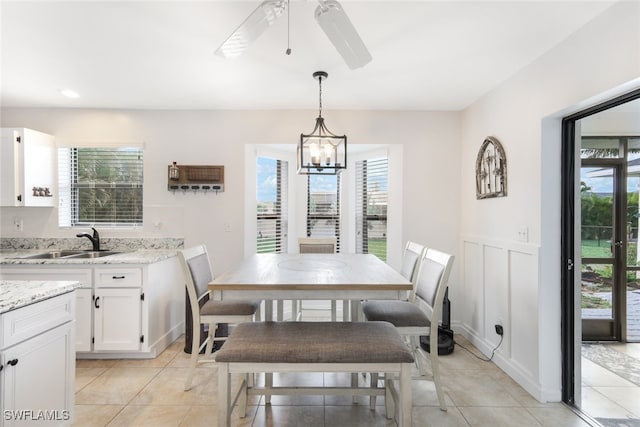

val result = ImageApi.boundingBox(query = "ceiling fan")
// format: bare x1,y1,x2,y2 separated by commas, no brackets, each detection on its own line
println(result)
215,0,372,70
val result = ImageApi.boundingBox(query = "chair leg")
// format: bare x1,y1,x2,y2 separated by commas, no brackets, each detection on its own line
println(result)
411,335,426,375
204,323,216,356
239,374,248,417
430,349,447,411
184,321,201,391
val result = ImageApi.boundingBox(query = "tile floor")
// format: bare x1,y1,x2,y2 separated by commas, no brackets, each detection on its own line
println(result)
73,333,591,426
581,343,640,422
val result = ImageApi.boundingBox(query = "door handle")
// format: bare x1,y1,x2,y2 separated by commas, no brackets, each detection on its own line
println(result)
610,241,623,252
7,358,18,366
94,296,100,309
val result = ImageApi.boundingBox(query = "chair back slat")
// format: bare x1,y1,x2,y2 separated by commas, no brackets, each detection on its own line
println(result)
400,241,426,283
298,237,336,254
413,248,454,323
187,253,213,300
178,245,213,320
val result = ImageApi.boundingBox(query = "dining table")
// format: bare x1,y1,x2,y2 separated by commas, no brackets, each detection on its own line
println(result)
208,253,413,321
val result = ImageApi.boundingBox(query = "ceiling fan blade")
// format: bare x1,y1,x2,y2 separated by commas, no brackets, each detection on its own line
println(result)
315,0,372,70
215,0,287,59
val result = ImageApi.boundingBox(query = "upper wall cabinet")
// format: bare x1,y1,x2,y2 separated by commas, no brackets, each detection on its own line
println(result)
0,128,55,207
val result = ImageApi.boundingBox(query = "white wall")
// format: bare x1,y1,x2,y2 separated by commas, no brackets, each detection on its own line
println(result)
0,109,461,278
459,1,640,401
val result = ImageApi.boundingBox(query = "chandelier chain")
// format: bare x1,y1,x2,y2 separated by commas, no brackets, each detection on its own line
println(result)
318,75,323,118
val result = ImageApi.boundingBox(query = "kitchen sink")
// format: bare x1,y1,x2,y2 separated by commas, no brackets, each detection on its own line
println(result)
17,250,122,259
20,250,85,259
68,251,121,258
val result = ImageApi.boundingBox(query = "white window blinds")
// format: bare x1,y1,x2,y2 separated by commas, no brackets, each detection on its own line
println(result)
306,174,341,252
257,157,288,253
356,158,388,261
58,147,143,227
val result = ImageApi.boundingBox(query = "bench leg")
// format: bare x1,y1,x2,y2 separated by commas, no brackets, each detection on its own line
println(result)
217,363,230,427
265,372,272,404
384,372,394,419
398,364,412,427
369,372,379,409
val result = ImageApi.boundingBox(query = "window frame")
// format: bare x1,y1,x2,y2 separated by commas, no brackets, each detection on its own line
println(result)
58,146,144,228
256,157,288,253
355,157,388,261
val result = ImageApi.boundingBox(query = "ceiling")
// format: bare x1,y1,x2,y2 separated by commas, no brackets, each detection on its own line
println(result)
0,1,615,111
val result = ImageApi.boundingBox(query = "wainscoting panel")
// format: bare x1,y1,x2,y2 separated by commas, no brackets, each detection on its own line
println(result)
460,235,541,399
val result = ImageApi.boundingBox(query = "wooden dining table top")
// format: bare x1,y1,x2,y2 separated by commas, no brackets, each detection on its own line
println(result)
208,253,412,291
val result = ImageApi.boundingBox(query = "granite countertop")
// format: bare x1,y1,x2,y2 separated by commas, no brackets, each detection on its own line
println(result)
0,280,80,314
0,249,179,265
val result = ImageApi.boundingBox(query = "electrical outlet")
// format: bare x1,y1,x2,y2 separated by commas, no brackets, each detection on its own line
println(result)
495,324,504,336
13,217,24,232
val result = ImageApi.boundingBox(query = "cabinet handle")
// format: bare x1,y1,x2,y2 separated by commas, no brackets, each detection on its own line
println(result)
94,296,100,309
7,358,18,366
112,275,125,280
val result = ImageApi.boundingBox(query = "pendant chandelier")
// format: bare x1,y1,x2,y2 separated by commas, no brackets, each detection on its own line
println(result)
297,71,347,175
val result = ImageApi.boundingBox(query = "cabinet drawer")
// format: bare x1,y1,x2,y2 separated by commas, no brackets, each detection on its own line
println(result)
0,292,75,348
95,268,142,288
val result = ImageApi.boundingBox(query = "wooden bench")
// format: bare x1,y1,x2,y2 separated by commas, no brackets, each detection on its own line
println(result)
215,321,414,427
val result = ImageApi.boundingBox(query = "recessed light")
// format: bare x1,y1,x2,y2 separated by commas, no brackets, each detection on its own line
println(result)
59,89,80,99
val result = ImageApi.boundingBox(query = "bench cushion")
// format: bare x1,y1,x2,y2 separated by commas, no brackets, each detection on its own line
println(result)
215,321,414,364
362,300,430,328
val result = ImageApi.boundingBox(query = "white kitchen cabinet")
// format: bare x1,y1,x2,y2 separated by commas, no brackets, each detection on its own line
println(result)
0,257,184,358
93,267,143,351
0,292,75,427
0,128,55,207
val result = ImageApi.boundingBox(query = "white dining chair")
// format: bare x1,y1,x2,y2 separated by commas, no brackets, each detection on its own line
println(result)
297,237,339,320
179,245,261,391
362,247,454,411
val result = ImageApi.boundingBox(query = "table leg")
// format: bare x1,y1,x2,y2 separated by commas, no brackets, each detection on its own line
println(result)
350,300,360,322
264,300,273,321
277,300,284,321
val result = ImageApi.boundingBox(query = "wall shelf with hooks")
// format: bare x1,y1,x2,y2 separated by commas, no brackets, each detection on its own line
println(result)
167,164,224,194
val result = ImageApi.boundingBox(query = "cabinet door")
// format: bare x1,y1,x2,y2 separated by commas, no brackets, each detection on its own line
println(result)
0,128,22,206
93,288,142,351
22,129,55,207
75,288,93,352
1,322,74,427
0,128,55,207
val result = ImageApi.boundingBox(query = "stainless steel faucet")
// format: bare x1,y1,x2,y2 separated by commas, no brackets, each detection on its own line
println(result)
76,227,100,251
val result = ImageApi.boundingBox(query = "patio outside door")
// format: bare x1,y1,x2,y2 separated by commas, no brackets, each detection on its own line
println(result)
580,162,624,341
581,136,640,342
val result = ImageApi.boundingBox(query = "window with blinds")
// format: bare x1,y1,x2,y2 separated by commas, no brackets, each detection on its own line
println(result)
356,158,388,261
58,147,143,227
256,157,288,253
306,174,341,252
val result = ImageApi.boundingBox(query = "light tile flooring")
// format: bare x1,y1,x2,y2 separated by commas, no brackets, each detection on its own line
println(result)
581,343,640,421
73,333,591,426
